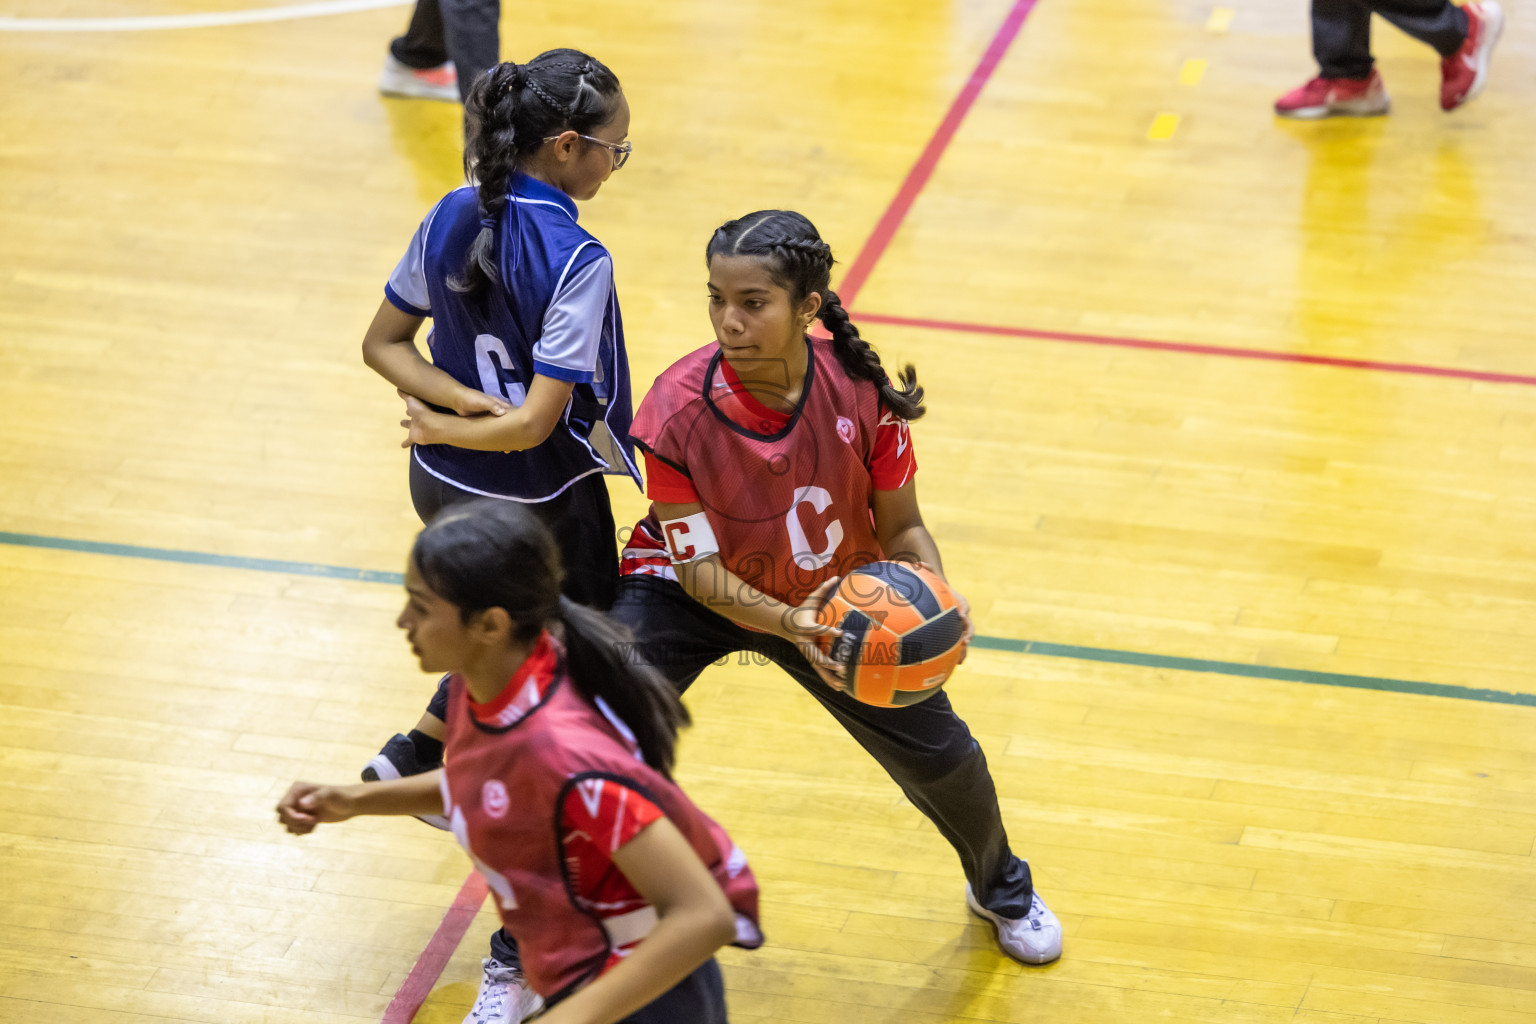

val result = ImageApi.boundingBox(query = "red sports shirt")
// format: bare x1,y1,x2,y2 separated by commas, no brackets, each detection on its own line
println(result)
441,633,763,998
622,339,917,606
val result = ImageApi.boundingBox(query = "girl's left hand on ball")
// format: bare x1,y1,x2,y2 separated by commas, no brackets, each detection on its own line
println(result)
917,562,974,664
951,588,974,664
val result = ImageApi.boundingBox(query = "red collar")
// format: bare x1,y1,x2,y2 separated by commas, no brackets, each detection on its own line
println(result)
466,630,561,728
718,355,791,429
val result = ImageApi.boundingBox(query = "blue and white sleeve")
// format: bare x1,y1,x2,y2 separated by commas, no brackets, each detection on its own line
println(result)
384,215,432,318
532,254,612,384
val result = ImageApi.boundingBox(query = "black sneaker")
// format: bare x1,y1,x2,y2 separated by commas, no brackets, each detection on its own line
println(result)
362,733,450,830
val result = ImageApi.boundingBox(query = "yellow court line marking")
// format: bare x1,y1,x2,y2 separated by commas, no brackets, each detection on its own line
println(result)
1147,112,1181,140
1180,58,1208,86
1148,113,1179,141
1206,7,1234,33
0,0,407,32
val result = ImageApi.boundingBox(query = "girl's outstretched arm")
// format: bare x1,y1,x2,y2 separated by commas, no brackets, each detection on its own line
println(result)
275,770,445,835
536,817,738,1024
361,300,508,417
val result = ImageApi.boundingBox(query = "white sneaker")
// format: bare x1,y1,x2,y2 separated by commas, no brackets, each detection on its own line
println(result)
378,54,460,103
965,884,1063,965
464,956,544,1024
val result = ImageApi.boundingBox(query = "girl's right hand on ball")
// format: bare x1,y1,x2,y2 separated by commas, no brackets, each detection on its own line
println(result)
276,782,356,835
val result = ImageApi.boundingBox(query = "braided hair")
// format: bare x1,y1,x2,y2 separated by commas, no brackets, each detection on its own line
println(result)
705,210,925,420
411,499,689,778
450,49,623,296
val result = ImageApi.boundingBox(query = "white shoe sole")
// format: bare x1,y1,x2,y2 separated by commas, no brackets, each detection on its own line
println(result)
363,752,451,831
1277,96,1390,119
1463,2,1504,106
378,69,460,103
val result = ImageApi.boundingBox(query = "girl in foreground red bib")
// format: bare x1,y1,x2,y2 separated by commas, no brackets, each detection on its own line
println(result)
277,501,761,1023
616,210,1061,965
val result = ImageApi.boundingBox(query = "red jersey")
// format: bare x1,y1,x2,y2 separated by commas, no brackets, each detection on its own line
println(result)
623,338,916,607
440,632,763,999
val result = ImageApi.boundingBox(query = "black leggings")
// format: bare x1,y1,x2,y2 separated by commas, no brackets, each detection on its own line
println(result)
538,958,727,1024
409,456,618,610
1312,0,1468,78
609,574,1035,918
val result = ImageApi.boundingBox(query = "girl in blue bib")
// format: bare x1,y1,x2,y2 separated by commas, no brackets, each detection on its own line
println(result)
357,49,640,1023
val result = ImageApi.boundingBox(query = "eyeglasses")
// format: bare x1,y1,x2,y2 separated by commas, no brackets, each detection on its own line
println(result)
542,133,632,170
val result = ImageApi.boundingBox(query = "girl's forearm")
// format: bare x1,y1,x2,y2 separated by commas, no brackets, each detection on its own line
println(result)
411,374,573,451
364,338,472,411
540,908,735,1024
675,560,799,638
414,407,549,452
346,770,445,818
882,526,944,576
539,815,739,1024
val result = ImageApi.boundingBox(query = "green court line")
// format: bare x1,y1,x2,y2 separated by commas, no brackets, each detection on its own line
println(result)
0,531,403,585
967,636,1536,708
5,530,1533,709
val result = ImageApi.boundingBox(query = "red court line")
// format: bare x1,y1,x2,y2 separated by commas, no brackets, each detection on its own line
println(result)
854,311,1536,387
837,0,1041,307
381,872,489,1024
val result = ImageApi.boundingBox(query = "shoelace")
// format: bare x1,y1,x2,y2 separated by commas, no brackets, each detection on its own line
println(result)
472,960,526,1017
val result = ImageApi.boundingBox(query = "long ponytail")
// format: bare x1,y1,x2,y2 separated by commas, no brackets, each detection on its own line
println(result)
705,210,926,420
410,499,686,775
558,597,688,777
452,49,623,297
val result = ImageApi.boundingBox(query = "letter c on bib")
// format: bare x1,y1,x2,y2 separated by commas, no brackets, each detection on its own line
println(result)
664,521,695,562
660,512,718,564
785,486,844,570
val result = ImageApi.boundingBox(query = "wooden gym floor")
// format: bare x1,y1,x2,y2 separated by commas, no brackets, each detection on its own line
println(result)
1,1,1534,1022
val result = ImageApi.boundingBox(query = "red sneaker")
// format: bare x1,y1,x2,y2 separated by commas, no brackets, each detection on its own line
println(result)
378,55,460,103
1274,70,1390,119
1441,1,1503,111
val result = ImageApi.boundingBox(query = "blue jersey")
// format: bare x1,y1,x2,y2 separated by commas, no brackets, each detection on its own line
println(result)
384,173,640,502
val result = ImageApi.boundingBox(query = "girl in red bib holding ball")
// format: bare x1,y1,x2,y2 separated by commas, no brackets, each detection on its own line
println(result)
615,210,1061,965
277,500,762,1023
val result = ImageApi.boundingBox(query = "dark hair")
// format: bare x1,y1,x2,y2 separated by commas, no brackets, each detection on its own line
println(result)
410,499,688,777
451,49,624,296
705,210,924,420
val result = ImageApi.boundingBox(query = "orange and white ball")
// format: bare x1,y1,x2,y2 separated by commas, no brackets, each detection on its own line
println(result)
816,562,966,707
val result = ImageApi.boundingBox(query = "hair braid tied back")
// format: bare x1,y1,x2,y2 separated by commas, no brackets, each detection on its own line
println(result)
450,49,623,297
706,210,925,420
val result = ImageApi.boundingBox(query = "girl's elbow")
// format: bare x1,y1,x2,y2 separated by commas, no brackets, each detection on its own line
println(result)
361,336,397,374
498,414,559,452
499,426,553,453
706,901,738,948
